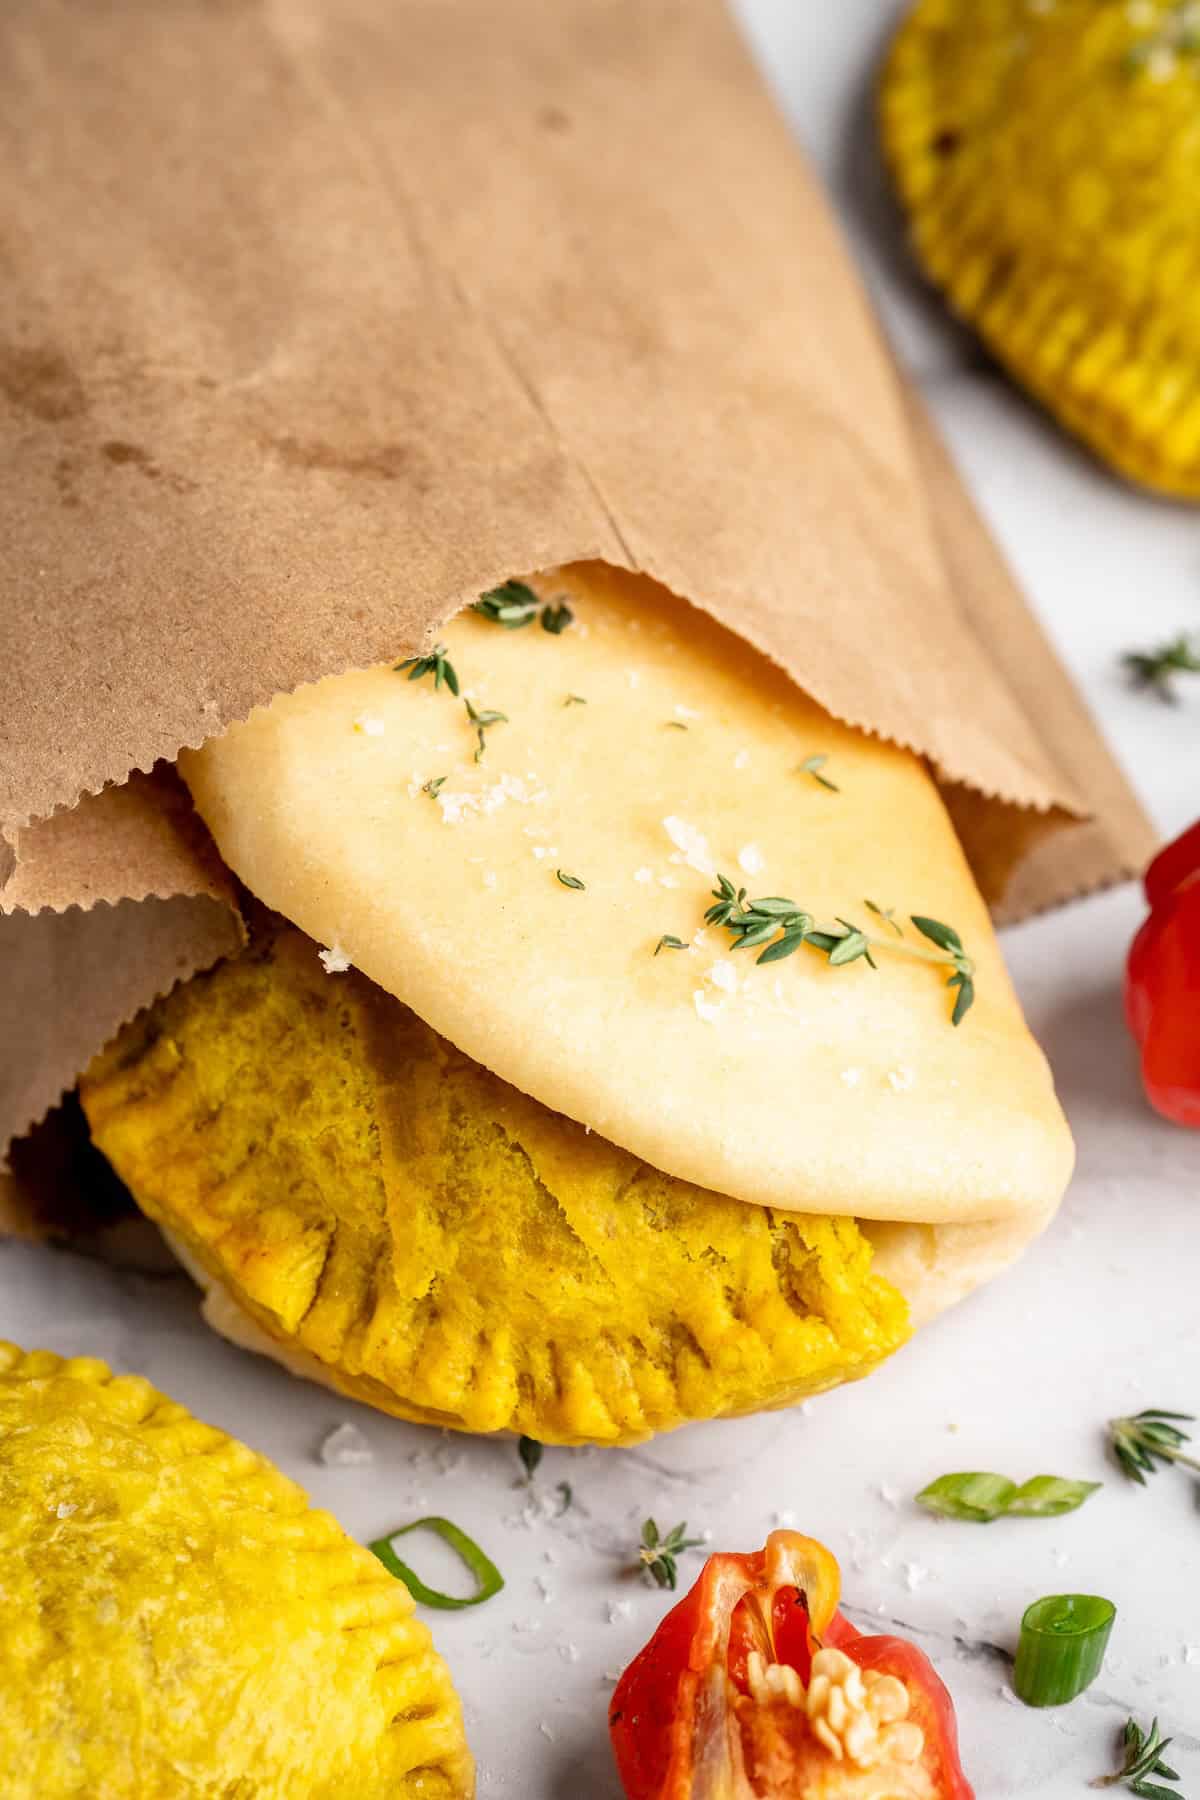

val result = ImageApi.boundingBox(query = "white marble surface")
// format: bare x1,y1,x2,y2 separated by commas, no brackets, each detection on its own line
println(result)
4,6,1200,1797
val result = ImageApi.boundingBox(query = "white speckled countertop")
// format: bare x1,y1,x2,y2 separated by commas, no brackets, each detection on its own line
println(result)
4,5,1199,1796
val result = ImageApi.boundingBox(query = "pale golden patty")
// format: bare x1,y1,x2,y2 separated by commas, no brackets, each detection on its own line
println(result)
80,921,910,1447
883,0,1200,495
0,1342,472,1800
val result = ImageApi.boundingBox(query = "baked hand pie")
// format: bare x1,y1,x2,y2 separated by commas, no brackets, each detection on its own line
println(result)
0,1342,473,1799
883,0,1200,495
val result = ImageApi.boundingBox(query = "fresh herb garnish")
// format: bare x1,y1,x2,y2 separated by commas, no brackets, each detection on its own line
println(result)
1014,1594,1116,1708
1092,1716,1185,1797
1123,634,1200,702
556,869,586,890
917,1472,1100,1523
704,876,976,1024
518,1436,543,1481
797,753,839,792
556,1481,573,1515
473,581,574,635
541,601,573,634
564,693,587,707
654,935,687,955
421,776,447,799
396,644,459,695
369,1516,504,1610
638,1519,704,1591
464,697,507,762
1109,1409,1200,1486
474,580,540,629
865,898,903,936
665,720,689,731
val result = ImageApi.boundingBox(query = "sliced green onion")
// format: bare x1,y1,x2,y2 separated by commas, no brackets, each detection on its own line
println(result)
917,1472,1100,1523
368,1516,504,1610
1005,1476,1101,1518
1014,1594,1116,1707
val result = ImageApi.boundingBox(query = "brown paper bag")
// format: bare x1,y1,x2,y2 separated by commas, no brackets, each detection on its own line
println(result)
0,0,1153,1206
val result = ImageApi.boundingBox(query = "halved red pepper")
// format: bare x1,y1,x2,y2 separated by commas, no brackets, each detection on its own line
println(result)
610,1529,973,1799
1125,819,1200,1128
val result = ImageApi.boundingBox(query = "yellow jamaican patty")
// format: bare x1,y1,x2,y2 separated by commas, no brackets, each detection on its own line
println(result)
0,1342,472,1800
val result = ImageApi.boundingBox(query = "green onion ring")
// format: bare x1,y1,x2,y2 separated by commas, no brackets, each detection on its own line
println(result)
1014,1593,1116,1707
368,1515,504,1610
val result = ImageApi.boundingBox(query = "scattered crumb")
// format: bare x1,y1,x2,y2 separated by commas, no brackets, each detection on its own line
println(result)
693,989,724,1024
1051,1549,1070,1569
879,1483,901,1509
1184,1645,1200,1665
887,1066,916,1093
771,1509,796,1528
737,843,764,876
353,715,385,736
662,815,715,876
708,959,737,995
559,1642,581,1664
318,1422,373,1468
902,1561,929,1592
539,1722,555,1743
535,1576,555,1604
318,944,352,975
607,1600,632,1624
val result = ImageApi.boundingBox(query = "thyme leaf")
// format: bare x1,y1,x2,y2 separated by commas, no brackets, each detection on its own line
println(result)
518,1436,543,1482
395,644,459,695
654,935,687,955
638,1518,704,1591
797,753,839,792
1123,634,1200,702
474,580,540,629
463,697,508,762
556,869,586,890
421,776,447,799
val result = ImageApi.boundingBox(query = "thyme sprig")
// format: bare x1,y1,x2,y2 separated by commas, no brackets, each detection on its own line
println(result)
1108,1409,1200,1486
704,876,976,1024
638,1519,704,1591
421,776,447,799
464,697,507,762
1123,634,1200,702
473,581,573,635
655,935,687,955
556,869,586,890
396,644,459,695
1092,1716,1185,1798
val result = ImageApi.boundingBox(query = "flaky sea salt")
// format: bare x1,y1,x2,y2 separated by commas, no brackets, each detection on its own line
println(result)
840,1068,862,1088
737,843,764,876
634,866,654,885
887,1066,916,1093
318,1422,373,1468
693,989,723,1024
318,945,352,975
353,715,386,736
607,1600,632,1624
662,815,715,876
709,960,737,995
55,1502,78,1519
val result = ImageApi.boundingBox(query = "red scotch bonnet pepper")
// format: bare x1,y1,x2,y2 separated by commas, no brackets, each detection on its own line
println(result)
610,1530,973,1800
1125,819,1200,1128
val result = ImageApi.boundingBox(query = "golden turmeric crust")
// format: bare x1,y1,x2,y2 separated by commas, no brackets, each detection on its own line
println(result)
80,921,910,1448
0,1342,473,1800
882,0,1200,495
